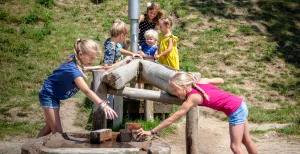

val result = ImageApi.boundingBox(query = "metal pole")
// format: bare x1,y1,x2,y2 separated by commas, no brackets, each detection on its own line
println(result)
128,0,140,54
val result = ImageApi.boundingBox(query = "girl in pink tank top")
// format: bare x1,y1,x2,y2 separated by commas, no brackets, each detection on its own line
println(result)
138,72,258,154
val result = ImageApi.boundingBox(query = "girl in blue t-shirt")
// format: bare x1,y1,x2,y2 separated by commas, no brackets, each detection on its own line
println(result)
37,39,131,137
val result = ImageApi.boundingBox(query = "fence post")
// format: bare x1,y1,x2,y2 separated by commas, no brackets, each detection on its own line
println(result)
185,72,200,154
92,70,107,130
144,84,154,121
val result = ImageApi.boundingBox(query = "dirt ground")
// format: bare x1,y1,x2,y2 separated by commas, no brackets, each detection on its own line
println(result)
0,100,299,154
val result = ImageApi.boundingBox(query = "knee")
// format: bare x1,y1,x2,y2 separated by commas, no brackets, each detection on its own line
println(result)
230,144,242,154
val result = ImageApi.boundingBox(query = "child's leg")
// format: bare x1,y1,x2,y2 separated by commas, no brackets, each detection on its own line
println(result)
242,119,258,154
229,124,245,154
36,122,51,138
43,107,63,134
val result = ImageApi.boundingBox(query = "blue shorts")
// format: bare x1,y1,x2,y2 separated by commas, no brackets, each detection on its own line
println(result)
228,101,248,126
39,88,61,108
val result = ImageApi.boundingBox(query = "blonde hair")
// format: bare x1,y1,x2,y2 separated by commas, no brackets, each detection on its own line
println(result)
144,29,158,41
110,19,129,37
74,39,101,56
66,39,101,79
146,2,164,25
169,72,210,101
160,17,173,28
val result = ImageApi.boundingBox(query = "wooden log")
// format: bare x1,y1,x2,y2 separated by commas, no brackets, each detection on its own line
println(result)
101,59,140,89
139,60,177,94
144,84,154,121
186,72,201,154
107,87,183,105
92,70,107,130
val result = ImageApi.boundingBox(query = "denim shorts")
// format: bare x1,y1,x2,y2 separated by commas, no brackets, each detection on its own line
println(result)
39,88,61,108
228,101,248,126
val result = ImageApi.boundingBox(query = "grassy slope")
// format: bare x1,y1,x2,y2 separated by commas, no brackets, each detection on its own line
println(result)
0,0,299,139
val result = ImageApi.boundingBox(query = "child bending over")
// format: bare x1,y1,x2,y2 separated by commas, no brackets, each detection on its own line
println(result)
138,72,258,154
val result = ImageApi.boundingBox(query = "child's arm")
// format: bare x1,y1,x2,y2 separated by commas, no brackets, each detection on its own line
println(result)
119,48,142,58
139,14,145,23
74,77,118,119
157,37,174,58
83,65,104,72
103,56,132,70
137,94,203,136
199,78,224,85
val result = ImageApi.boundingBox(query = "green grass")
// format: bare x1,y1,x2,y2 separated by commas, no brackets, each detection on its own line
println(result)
0,0,299,139
121,118,177,137
0,120,44,139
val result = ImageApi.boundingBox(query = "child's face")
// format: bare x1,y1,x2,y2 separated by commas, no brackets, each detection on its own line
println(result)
170,82,187,100
145,36,157,46
79,51,98,66
159,21,169,33
147,9,157,20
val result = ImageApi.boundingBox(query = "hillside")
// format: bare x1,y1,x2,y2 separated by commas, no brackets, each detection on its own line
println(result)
0,0,299,142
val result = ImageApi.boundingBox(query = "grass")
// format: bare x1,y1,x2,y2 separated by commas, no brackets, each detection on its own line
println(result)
0,0,299,140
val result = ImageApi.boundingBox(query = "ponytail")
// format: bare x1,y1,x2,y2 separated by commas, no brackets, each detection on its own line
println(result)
170,72,210,101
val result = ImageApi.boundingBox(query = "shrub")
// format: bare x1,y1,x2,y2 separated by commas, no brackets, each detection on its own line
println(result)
35,0,55,8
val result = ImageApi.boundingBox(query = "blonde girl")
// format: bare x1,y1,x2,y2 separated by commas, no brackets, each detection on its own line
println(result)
139,2,164,43
138,72,258,154
155,17,179,70
37,39,121,137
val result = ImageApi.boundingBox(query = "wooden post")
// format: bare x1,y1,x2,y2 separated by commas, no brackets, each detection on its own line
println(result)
92,70,107,130
186,72,201,154
113,95,123,129
144,84,154,121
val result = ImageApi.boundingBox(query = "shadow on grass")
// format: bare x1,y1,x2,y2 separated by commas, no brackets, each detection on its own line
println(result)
188,0,300,67
90,0,105,5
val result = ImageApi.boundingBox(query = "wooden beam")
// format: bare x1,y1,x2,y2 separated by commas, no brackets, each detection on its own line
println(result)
92,70,107,130
144,84,154,121
101,59,140,89
186,72,200,154
107,87,183,105
113,96,123,129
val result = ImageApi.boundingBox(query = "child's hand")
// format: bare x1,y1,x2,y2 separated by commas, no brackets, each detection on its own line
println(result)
137,128,152,136
132,53,143,59
103,105,118,120
124,56,133,63
154,54,160,59
124,40,131,49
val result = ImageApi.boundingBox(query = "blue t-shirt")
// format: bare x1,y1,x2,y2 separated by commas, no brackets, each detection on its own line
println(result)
103,38,121,65
42,54,83,100
140,42,157,57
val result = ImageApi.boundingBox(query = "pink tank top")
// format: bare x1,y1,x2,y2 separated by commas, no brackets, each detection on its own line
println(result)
187,83,242,116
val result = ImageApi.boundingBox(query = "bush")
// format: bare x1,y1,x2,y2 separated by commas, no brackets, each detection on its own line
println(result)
35,0,55,8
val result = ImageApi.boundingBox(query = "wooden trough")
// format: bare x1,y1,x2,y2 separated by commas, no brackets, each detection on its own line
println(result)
92,59,200,154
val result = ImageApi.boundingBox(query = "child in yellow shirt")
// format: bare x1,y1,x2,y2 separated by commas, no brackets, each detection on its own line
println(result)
155,17,179,70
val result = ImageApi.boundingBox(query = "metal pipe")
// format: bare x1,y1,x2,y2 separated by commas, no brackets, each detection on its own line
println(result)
128,0,140,53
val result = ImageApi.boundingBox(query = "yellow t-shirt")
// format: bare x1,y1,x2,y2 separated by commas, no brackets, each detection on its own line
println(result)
158,33,179,70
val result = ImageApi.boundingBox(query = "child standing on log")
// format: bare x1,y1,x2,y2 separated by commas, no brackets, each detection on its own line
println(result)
155,17,179,70
37,39,119,138
138,2,164,44
103,19,141,70
138,72,258,154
